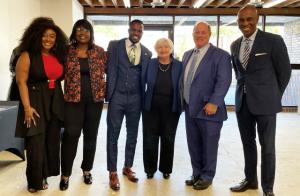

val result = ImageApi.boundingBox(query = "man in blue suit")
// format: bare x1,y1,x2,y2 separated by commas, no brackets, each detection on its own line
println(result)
106,20,152,191
182,21,232,190
230,5,291,196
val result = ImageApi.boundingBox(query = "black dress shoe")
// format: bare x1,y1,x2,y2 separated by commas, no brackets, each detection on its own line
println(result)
83,173,93,185
230,179,258,192
263,191,275,196
193,179,212,190
163,173,170,179
59,179,69,191
185,175,200,186
146,173,154,179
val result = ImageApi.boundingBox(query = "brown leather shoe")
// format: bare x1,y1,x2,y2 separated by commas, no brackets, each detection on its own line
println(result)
122,167,139,182
109,172,120,191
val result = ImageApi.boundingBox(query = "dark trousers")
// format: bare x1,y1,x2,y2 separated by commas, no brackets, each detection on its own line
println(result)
185,105,223,182
107,91,141,172
142,95,179,174
25,117,61,190
61,101,103,176
236,96,276,192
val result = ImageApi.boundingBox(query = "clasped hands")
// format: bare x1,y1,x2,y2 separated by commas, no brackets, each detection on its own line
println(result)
24,106,40,128
203,103,218,116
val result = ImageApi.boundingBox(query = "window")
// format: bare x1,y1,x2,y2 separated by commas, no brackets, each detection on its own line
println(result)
266,16,300,106
219,15,263,105
265,16,300,64
174,16,217,60
87,15,129,50
86,14,300,107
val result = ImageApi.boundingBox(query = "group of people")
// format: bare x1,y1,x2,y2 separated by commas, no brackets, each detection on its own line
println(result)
9,4,291,196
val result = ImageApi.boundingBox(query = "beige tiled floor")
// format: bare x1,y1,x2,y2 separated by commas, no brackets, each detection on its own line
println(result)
0,111,300,196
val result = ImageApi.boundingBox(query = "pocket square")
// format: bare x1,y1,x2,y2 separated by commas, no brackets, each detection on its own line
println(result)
255,53,267,56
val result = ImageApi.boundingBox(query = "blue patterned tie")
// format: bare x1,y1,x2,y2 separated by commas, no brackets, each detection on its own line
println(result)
184,49,199,104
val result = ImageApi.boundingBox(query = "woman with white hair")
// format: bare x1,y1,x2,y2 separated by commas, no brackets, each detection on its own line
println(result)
142,38,182,179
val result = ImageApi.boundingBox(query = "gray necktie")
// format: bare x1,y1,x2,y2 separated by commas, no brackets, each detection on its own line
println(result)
241,38,251,69
184,49,199,104
128,44,136,65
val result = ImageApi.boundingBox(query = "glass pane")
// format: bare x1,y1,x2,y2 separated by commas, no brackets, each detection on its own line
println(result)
174,16,217,60
141,30,169,56
265,16,300,106
282,70,300,106
220,15,263,105
87,15,129,50
131,16,173,25
219,15,263,53
265,16,300,64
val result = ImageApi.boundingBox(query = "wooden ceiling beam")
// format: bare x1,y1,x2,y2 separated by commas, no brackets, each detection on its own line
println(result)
277,0,300,7
84,7,300,15
240,0,250,7
111,0,119,7
84,0,94,6
191,0,207,8
139,0,144,7
288,1,300,6
263,0,286,8
227,0,243,7
165,0,172,7
215,0,230,7
97,0,106,7
177,0,187,7
202,0,217,7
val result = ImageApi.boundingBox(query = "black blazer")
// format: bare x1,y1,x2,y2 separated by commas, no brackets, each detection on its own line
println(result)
231,29,291,115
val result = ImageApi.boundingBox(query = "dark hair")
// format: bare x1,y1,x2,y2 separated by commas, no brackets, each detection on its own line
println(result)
69,19,94,49
129,19,144,26
17,17,68,64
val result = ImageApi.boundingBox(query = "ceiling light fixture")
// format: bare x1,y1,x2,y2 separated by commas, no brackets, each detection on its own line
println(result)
151,0,165,7
193,0,206,8
263,0,285,8
123,0,131,8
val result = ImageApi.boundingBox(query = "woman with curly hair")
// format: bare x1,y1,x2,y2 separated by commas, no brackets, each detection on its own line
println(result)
15,17,68,193
8,17,55,101
60,19,107,190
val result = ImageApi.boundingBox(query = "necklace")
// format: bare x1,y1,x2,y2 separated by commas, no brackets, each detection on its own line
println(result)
159,63,170,72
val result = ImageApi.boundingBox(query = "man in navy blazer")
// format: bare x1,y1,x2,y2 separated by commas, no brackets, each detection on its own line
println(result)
230,5,291,196
182,22,232,190
106,20,152,190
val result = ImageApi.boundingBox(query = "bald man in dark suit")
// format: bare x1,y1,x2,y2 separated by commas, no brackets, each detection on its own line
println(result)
230,5,291,196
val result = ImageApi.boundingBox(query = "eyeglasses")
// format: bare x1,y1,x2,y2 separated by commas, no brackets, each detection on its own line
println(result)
76,27,90,33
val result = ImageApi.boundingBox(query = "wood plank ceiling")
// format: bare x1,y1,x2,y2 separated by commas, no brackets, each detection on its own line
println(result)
79,0,300,8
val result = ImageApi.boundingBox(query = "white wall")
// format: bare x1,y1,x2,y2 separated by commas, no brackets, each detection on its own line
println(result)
0,0,83,100
72,0,84,25
41,0,84,37
41,0,72,36
0,0,41,100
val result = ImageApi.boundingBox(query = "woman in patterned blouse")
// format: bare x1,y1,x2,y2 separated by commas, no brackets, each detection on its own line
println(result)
60,19,107,191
